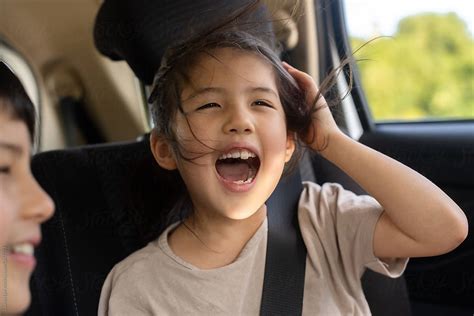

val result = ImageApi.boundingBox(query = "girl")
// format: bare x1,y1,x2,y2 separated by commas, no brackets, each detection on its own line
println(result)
0,61,55,314
98,29,468,316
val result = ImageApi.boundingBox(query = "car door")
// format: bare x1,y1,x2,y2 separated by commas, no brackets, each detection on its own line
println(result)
315,0,474,315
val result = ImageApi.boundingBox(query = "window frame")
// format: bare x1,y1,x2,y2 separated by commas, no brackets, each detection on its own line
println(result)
315,0,474,130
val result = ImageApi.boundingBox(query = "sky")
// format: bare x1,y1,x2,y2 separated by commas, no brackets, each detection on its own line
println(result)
344,0,474,38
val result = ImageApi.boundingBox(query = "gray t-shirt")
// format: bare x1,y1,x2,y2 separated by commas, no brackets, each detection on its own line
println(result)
98,182,408,315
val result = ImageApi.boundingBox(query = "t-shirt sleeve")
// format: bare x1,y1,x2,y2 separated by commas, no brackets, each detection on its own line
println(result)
299,182,409,279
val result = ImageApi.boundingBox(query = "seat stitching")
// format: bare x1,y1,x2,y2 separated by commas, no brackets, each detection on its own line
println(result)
58,209,80,316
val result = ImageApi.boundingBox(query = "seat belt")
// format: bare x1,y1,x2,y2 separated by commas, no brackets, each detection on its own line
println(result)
260,172,307,316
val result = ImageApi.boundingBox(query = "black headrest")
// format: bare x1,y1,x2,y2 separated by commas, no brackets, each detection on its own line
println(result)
94,0,275,84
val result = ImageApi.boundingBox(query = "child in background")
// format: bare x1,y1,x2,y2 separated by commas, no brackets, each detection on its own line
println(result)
0,61,55,314
98,10,468,316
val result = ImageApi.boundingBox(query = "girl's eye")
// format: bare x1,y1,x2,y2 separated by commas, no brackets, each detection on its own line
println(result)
253,100,274,108
0,166,11,175
197,103,221,111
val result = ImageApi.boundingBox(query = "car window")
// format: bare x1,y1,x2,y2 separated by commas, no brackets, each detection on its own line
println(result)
343,0,473,122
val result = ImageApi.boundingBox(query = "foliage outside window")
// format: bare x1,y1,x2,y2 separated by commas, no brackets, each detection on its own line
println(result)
347,8,473,121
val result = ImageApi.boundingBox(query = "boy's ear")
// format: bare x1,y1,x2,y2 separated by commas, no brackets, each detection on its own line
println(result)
285,132,296,163
150,130,177,170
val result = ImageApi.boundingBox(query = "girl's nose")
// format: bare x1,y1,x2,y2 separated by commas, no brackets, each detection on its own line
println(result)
21,174,55,223
222,105,254,135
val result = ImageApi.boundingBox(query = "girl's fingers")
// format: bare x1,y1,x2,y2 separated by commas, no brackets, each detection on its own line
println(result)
282,62,318,102
282,61,293,69
283,62,314,86
282,61,336,150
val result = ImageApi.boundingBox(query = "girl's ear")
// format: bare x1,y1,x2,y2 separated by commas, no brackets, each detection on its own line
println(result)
285,132,296,163
150,130,177,170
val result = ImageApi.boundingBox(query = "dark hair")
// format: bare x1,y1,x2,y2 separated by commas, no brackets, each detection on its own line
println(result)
146,0,352,176
148,32,316,175
142,0,351,240
0,62,36,143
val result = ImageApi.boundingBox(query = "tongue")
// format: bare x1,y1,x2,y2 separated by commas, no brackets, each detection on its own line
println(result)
216,161,250,181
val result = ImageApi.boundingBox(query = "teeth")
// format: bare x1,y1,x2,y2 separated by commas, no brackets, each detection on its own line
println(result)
218,149,256,160
233,177,254,184
10,243,34,255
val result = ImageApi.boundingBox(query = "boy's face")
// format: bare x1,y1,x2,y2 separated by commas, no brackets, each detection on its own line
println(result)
0,110,55,314
152,47,294,221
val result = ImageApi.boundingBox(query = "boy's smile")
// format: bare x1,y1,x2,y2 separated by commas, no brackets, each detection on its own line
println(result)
0,113,55,313
152,47,295,221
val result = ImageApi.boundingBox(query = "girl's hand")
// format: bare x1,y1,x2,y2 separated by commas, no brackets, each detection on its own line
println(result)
284,65,468,262
282,62,343,152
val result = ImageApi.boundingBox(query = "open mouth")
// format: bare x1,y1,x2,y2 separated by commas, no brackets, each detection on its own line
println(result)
4,241,37,268
215,148,261,184
5,242,35,256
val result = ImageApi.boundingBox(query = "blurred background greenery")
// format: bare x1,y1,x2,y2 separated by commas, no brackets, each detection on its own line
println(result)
350,13,474,121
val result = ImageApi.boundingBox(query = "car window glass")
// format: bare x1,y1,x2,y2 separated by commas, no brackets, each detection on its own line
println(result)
344,0,473,122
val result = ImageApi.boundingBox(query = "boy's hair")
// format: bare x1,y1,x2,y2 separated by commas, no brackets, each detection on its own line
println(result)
0,61,36,143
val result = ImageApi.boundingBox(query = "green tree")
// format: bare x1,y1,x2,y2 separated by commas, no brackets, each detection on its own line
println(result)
351,13,474,121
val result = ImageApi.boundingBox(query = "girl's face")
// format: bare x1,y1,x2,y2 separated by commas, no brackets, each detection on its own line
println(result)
0,109,54,314
153,48,295,221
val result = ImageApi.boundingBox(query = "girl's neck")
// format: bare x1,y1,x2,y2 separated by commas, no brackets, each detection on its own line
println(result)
168,204,267,269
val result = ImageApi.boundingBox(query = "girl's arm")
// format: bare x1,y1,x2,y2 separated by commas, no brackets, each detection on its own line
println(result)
284,62,468,259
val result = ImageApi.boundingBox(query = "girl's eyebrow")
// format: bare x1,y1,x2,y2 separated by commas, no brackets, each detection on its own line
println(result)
247,86,278,98
183,87,225,101
0,141,23,156
184,86,278,101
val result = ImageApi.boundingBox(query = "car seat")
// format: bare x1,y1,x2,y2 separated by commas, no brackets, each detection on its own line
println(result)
25,0,412,312
25,137,412,315
25,137,177,315
25,135,305,316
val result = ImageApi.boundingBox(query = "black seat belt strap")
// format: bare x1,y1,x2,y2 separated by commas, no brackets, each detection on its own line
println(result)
261,172,307,316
